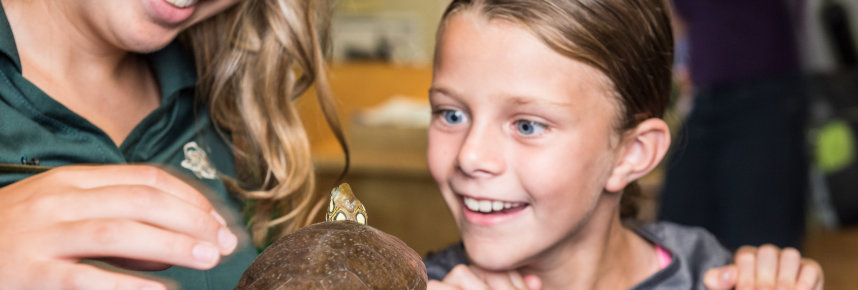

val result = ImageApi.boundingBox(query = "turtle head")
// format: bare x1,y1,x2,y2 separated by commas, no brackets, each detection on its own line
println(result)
326,183,368,225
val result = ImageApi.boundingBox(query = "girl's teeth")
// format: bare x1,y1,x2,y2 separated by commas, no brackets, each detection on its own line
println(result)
465,197,479,211
464,197,522,213
164,0,197,8
479,200,492,213
492,201,503,211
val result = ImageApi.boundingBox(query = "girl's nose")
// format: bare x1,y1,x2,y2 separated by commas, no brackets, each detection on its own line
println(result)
456,124,505,177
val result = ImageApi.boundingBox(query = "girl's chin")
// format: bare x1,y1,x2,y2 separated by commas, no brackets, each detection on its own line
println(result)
469,255,523,272
463,239,527,271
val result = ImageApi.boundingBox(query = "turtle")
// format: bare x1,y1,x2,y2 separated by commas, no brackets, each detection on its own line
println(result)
326,182,368,225
236,183,428,289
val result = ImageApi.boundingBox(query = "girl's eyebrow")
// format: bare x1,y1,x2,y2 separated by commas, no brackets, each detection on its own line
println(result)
428,87,464,105
428,87,455,97
429,87,573,108
506,95,573,108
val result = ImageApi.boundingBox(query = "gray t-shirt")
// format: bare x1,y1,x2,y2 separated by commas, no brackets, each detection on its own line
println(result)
423,221,732,289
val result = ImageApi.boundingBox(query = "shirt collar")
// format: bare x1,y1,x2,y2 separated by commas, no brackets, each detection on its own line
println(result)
145,41,198,104
0,3,22,71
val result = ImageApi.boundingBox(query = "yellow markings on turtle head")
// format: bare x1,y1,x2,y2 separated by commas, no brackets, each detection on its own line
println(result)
334,212,348,221
326,183,368,225
355,209,366,225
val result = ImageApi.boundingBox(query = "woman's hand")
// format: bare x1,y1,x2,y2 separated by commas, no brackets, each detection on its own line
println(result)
427,264,542,290
704,244,823,290
0,165,238,289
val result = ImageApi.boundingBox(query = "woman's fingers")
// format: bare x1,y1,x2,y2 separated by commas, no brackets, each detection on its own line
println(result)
53,165,215,212
97,257,172,271
7,166,237,255
44,219,223,269
0,164,237,288
58,185,236,254
33,262,167,290
7,183,236,256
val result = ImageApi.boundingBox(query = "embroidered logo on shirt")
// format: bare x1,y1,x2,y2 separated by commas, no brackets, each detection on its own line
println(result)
181,141,218,180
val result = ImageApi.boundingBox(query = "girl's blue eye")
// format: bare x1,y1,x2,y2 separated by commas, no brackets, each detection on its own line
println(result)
442,110,467,125
515,120,546,136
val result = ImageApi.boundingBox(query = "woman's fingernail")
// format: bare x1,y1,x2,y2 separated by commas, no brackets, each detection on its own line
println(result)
211,210,227,226
218,227,238,253
193,243,219,265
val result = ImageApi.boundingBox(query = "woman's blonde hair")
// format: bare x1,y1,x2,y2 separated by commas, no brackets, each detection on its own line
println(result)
183,0,347,247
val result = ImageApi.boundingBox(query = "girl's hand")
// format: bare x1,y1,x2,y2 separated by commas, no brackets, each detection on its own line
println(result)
0,165,238,289
427,264,542,290
704,244,823,290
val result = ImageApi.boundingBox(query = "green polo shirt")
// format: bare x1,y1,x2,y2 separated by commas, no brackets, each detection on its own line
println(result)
0,6,257,289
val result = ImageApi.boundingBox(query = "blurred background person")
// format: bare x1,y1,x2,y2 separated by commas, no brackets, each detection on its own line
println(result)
658,0,809,250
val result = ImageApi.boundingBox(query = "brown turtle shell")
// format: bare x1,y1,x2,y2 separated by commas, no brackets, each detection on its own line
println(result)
236,221,427,289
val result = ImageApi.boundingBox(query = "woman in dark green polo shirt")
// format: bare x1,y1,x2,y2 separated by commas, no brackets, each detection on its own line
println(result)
0,0,344,289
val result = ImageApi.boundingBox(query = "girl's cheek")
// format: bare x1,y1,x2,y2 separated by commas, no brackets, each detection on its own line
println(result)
428,130,466,173
427,132,450,173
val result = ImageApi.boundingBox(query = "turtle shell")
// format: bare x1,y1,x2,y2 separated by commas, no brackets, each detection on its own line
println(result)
236,221,427,289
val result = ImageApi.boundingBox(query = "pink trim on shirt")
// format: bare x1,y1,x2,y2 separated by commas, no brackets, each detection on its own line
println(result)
655,244,672,270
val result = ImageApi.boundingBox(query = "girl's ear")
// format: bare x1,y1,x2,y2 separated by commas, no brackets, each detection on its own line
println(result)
605,118,671,192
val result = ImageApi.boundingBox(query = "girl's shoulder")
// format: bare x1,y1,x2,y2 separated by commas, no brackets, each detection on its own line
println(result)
627,220,732,289
423,241,467,281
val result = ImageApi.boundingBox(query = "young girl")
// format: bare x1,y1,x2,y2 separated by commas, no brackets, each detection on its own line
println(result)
423,0,822,289
0,0,344,289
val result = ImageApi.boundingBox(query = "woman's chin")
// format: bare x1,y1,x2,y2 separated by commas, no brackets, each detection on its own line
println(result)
118,27,181,53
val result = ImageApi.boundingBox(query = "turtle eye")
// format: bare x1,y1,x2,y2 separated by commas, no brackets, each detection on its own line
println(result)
334,212,348,222
355,212,366,225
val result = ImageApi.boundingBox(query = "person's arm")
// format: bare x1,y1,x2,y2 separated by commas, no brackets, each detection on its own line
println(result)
704,244,823,290
0,165,238,289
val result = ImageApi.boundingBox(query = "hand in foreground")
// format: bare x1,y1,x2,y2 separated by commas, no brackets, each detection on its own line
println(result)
427,264,542,290
704,244,823,290
0,165,238,289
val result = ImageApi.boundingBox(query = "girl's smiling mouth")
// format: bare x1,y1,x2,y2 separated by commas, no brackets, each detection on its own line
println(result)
459,195,529,226
463,196,527,214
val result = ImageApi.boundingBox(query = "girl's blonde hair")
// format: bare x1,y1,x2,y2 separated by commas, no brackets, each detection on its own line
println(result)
183,0,347,247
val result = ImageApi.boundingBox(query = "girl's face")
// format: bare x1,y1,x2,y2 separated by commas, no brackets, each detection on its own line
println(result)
428,12,624,270
62,0,241,52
